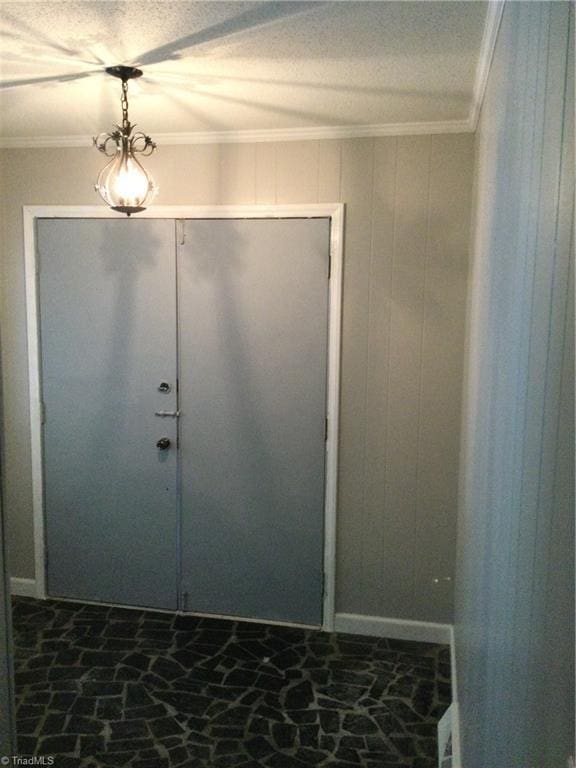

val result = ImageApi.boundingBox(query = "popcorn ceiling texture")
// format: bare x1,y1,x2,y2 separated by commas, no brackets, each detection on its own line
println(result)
0,1,487,139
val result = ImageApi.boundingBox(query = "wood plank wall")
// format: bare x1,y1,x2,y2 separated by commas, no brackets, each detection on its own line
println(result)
0,132,474,623
455,3,574,765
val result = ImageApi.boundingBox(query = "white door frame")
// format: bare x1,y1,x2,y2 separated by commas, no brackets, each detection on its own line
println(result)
23,203,344,632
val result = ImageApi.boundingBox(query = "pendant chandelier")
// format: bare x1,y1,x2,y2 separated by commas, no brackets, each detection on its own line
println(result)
93,66,157,216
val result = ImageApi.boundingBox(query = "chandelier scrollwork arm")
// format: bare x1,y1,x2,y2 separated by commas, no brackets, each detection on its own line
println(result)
130,131,157,156
93,131,123,157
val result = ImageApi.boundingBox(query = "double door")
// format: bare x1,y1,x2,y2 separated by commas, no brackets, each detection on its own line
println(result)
39,217,330,626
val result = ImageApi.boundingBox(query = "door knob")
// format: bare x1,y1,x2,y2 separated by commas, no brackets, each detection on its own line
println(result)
156,437,171,450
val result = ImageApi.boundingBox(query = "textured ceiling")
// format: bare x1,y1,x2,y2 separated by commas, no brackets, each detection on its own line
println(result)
0,1,488,142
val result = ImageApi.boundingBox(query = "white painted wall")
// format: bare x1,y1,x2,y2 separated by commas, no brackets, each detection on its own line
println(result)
455,3,574,765
0,133,473,624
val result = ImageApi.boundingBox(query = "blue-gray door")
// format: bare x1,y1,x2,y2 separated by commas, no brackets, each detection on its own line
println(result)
178,219,330,626
39,218,178,610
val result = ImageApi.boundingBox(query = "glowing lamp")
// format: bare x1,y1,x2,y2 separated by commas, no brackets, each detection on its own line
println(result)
93,66,157,216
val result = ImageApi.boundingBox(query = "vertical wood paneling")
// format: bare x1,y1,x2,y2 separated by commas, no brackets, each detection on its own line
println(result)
455,3,574,766
255,143,276,204
317,140,342,202
414,134,472,621
275,140,319,203
381,135,431,616
216,144,257,204
336,137,375,612
154,145,221,204
361,137,396,616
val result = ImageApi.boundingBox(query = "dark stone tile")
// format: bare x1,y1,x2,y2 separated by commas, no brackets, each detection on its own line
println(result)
81,650,123,667
93,752,135,766
335,747,361,763
239,688,261,706
271,721,297,749
103,639,137,651
298,724,320,748
49,757,83,768
215,739,242,755
106,738,155,752
39,734,78,754
65,716,103,735
115,665,143,681
123,652,151,671
294,748,327,765
318,709,339,733
69,697,96,716
167,745,189,765
288,710,317,725
16,669,49,685
109,719,149,740
39,713,67,735
108,607,144,622
340,736,364,748
28,654,57,669
81,681,123,697
186,743,211,759
103,622,139,639
79,735,106,755
212,706,252,727
173,615,203,631
148,717,185,738
247,716,270,735
96,697,124,720
50,692,77,711
13,596,448,768
285,680,314,709
213,756,249,768
125,683,155,708
16,734,39,755
151,657,186,681
245,735,275,759
16,717,42,735
343,713,378,735
22,691,51,705
154,690,212,715
125,703,168,720
266,753,310,768
17,704,45,718
224,669,259,687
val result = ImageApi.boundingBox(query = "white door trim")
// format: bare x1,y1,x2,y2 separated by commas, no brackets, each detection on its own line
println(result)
23,203,344,632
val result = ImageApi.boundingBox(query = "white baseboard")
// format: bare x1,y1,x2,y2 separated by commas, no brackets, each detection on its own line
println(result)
10,577,38,598
334,612,452,645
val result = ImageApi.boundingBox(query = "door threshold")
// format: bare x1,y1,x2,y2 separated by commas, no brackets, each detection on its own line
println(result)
40,593,321,631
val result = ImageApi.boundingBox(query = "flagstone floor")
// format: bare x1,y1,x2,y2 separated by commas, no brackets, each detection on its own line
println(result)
12,597,450,767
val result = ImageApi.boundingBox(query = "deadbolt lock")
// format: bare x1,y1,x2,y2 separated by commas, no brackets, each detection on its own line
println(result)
158,381,171,393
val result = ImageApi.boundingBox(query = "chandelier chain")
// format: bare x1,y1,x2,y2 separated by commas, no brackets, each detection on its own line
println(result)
121,80,129,131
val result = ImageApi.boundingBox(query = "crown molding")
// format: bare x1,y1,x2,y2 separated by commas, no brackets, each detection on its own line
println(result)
469,0,505,130
0,118,473,150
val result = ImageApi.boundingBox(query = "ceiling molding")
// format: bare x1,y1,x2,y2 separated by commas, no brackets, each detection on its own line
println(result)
0,119,474,150
469,0,505,130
